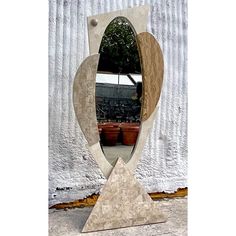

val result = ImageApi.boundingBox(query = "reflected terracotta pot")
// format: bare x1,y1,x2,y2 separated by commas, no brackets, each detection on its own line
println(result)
98,124,103,129
98,123,114,128
102,127,121,146
121,126,139,146
120,122,140,127
104,122,120,128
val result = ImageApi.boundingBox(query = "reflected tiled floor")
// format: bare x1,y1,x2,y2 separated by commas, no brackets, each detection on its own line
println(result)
102,144,134,165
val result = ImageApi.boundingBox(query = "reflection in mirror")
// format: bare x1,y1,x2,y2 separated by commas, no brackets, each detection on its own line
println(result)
95,17,142,166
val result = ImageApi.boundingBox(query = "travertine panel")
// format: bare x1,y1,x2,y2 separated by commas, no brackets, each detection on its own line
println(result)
137,32,164,121
73,54,100,146
82,158,166,232
73,54,113,178
127,105,159,172
87,142,113,178
127,33,164,172
87,5,149,54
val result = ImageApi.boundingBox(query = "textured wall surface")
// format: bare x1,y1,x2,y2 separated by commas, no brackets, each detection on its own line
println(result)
49,0,188,206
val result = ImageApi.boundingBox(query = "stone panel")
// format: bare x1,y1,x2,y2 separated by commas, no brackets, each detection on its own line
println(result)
82,158,166,232
87,5,149,54
73,54,100,146
137,32,164,121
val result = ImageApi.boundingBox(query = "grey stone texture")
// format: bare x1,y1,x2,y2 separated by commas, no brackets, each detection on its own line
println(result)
82,158,166,232
49,197,187,236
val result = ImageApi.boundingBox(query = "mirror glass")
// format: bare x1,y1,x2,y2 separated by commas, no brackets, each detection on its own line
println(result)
96,17,142,166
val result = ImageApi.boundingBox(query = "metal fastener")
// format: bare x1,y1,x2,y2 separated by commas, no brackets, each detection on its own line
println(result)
90,19,98,26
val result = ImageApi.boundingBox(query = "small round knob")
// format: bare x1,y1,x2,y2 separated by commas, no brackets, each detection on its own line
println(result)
90,19,98,26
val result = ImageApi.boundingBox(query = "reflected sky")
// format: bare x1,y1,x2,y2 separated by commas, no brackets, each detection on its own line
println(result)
96,73,142,85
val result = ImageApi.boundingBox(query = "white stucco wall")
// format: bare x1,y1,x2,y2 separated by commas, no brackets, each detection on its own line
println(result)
49,0,188,207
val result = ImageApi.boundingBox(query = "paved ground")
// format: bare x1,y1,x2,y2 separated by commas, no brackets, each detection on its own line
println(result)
102,145,134,165
49,197,187,236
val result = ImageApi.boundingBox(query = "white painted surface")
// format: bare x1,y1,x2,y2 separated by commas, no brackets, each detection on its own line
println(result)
49,0,188,206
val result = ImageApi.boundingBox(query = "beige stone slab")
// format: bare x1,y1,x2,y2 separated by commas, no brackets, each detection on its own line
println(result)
127,33,164,172
87,5,150,54
137,32,164,121
127,105,159,172
82,158,166,232
73,54,100,146
87,142,113,178
73,54,113,178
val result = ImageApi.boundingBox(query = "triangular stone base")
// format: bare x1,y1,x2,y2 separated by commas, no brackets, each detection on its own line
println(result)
82,158,167,233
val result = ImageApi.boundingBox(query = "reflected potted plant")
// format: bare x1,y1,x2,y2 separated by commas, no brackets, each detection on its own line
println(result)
102,126,121,146
120,123,140,145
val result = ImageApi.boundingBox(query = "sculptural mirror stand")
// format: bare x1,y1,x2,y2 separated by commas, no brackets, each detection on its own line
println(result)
73,6,166,232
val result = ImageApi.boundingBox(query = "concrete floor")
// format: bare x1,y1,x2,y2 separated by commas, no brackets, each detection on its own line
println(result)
49,197,187,236
102,144,134,165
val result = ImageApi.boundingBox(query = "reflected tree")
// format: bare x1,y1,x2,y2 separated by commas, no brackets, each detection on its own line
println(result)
98,17,141,74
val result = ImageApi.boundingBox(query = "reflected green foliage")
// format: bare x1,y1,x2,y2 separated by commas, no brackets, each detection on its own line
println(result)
98,17,141,74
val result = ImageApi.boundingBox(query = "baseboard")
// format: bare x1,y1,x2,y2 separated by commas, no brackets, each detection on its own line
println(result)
50,187,187,209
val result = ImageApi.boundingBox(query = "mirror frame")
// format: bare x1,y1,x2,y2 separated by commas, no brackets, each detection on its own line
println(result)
73,6,164,178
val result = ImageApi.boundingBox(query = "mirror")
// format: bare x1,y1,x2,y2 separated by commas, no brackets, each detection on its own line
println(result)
95,17,142,166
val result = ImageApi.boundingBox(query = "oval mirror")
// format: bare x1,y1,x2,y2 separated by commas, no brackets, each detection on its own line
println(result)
95,17,142,166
